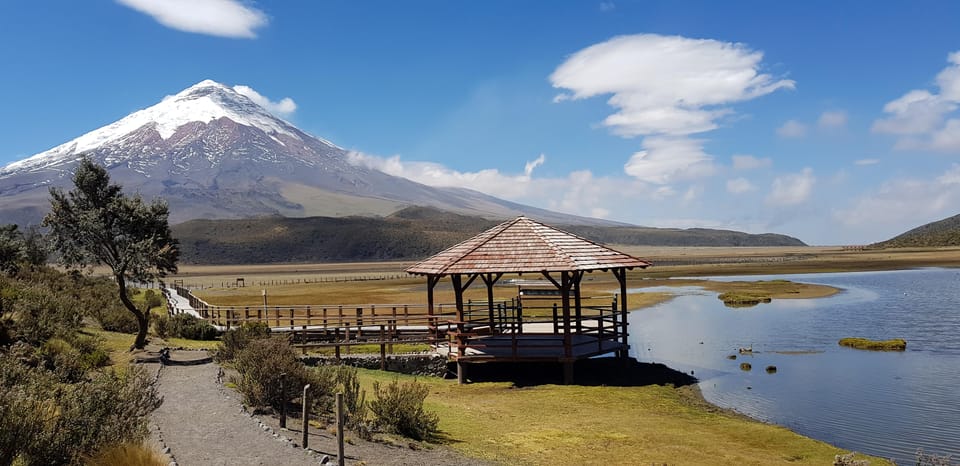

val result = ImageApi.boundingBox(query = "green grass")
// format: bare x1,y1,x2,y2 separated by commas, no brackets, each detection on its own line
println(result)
838,338,907,351
352,369,887,466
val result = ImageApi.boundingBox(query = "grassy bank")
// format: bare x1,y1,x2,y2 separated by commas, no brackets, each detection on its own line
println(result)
355,368,884,466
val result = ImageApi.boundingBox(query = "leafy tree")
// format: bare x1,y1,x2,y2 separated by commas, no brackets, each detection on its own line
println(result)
43,159,179,349
0,224,24,274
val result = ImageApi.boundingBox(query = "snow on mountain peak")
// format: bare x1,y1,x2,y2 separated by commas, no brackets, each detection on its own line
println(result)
2,80,301,174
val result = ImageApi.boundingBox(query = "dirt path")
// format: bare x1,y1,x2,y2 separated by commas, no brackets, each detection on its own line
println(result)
150,351,490,466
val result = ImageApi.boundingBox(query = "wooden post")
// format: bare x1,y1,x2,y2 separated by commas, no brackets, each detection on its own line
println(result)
279,372,287,428
336,393,345,466
334,328,341,360
379,325,386,370
302,384,310,449
275,306,280,328
457,361,467,384
306,306,312,327
552,303,559,334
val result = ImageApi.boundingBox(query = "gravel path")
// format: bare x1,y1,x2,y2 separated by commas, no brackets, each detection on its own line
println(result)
150,351,491,466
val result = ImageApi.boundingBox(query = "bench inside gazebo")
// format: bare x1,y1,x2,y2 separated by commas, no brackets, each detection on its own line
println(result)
405,216,651,384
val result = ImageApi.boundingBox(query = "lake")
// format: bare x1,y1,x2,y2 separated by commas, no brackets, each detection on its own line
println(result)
629,268,960,464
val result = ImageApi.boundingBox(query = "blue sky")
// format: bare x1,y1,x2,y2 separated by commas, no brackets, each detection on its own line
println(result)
3,1,960,245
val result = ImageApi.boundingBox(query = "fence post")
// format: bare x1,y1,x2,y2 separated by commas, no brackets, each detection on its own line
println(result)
279,372,287,429
380,325,386,370
302,384,311,449
336,393,345,466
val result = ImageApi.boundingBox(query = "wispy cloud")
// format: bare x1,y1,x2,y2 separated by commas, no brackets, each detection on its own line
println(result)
726,177,756,194
550,33,792,184
731,154,772,170
117,0,268,39
233,85,296,116
873,51,960,152
767,168,815,206
854,158,880,166
599,2,616,12
818,110,848,129
776,119,807,138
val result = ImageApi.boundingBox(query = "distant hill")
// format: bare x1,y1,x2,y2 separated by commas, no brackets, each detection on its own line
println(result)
873,213,960,248
560,225,806,248
173,207,807,264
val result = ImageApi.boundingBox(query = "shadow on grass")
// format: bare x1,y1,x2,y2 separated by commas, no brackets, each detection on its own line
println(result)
453,358,697,388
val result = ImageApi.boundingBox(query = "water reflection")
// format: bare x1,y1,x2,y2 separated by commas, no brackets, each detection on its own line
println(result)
629,268,960,463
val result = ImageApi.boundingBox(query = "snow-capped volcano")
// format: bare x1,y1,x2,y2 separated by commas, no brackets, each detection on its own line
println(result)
2,80,329,175
0,80,613,227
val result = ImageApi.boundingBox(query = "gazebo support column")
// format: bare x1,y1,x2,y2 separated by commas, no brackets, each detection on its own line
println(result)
426,275,440,344
457,361,467,384
613,268,629,359
573,271,583,334
562,359,574,385
481,273,503,334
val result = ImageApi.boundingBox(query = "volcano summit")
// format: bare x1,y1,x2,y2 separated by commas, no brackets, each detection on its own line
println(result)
0,80,607,227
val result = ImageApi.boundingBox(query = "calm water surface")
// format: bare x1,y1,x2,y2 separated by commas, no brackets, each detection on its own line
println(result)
629,268,960,463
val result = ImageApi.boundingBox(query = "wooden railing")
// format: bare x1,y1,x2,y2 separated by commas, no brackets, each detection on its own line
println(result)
167,284,626,361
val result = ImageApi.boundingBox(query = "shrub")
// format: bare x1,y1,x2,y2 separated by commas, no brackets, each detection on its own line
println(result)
141,289,163,310
84,442,167,466
10,283,81,345
231,337,333,412
214,321,271,362
153,313,170,339
318,364,368,432
0,353,161,465
167,313,218,340
369,378,439,441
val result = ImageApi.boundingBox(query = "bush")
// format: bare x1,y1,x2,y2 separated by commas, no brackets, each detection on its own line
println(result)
167,313,218,340
369,378,439,441
317,364,368,432
231,337,334,412
10,283,81,345
0,353,161,465
142,289,163,310
214,321,271,362
153,313,169,339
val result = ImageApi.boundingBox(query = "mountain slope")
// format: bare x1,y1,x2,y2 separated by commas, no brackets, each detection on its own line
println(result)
174,206,807,264
873,213,960,248
0,80,619,227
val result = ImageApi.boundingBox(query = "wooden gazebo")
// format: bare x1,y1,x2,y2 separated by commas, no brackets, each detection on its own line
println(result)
406,216,651,384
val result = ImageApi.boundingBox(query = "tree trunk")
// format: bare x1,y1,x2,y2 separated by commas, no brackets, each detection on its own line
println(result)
117,274,148,349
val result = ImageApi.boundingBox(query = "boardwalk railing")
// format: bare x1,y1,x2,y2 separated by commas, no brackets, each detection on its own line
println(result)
166,284,626,362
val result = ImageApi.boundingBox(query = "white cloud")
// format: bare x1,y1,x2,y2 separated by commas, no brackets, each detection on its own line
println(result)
937,163,960,184
726,177,756,194
117,0,268,39
523,153,546,178
767,168,815,206
818,110,848,129
599,2,616,12
347,151,556,200
551,34,794,137
833,167,960,241
623,137,715,184
872,51,960,152
731,154,772,170
776,119,807,138
854,158,880,166
233,85,297,116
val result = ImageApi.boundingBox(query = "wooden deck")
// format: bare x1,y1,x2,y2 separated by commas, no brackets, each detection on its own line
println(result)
436,333,626,362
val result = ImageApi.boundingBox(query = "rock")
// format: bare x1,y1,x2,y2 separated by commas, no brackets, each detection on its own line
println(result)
739,362,752,371
765,365,777,373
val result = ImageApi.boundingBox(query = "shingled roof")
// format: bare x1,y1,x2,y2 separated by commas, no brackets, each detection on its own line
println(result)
405,216,652,275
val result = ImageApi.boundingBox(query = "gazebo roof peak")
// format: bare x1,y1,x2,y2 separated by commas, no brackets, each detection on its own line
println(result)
405,216,652,276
